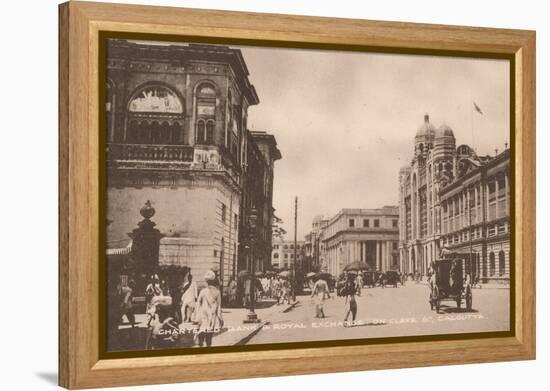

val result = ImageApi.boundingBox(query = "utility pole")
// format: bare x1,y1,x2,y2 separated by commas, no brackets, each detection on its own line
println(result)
244,208,260,323
293,196,298,301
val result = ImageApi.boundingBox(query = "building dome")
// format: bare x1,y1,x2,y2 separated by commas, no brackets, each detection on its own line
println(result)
436,123,455,138
416,113,436,137
312,214,324,224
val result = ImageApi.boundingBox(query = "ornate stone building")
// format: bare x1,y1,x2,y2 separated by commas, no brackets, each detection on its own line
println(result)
439,148,510,284
105,39,279,287
398,113,510,284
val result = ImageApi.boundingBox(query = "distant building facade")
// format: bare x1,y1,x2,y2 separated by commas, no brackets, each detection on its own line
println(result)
315,207,399,276
271,239,306,270
105,40,279,288
238,131,281,273
398,113,510,284
304,215,329,270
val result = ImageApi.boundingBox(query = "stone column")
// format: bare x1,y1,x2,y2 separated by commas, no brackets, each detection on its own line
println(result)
505,174,509,217
474,185,478,224
376,240,380,270
382,241,387,271
388,240,393,269
495,175,500,219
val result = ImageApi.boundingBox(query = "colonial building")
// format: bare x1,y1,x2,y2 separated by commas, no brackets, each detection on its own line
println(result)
105,39,278,288
238,131,281,273
305,215,329,270
398,113,510,284
320,207,400,276
271,239,306,270
439,148,510,284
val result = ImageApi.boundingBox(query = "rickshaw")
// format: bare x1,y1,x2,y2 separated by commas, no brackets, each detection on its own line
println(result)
380,270,401,288
429,249,473,313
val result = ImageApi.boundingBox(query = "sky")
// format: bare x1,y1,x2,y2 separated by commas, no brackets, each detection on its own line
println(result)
237,45,510,240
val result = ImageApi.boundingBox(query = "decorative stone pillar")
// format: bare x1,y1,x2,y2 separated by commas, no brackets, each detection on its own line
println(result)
128,200,165,276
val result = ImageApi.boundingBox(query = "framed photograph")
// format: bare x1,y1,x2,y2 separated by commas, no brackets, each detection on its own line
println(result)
59,1,535,389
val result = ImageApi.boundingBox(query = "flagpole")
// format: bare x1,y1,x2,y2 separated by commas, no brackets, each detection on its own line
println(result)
471,101,475,152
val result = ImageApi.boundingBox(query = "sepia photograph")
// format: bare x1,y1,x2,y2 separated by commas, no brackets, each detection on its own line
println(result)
103,37,512,354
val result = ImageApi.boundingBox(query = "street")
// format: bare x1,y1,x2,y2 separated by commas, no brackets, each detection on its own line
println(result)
247,282,509,345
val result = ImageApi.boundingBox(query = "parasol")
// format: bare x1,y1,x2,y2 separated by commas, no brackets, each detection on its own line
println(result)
306,272,317,279
343,261,370,272
317,272,332,281
278,270,291,279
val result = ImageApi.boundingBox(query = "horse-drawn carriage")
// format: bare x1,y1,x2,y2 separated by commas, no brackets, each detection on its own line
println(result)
429,249,473,313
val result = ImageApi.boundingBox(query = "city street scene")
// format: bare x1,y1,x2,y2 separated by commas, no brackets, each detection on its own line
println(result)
104,39,511,353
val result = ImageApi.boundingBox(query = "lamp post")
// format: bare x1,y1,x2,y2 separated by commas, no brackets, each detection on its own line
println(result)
244,208,261,323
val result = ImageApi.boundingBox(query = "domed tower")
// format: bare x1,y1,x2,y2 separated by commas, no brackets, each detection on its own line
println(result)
433,123,456,181
414,113,436,158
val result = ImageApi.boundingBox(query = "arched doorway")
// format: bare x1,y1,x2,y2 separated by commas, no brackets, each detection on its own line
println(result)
498,250,505,276
489,252,496,277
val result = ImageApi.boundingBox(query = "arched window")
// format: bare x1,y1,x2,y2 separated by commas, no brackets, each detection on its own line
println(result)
489,252,496,276
196,120,206,144
127,119,139,143
498,250,506,276
125,84,184,145
195,82,217,145
128,85,183,114
206,120,215,145
172,122,182,144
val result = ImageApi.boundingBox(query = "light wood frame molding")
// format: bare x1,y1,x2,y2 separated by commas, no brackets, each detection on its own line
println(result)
59,1,536,388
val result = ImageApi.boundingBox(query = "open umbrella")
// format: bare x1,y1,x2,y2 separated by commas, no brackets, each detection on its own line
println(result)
237,270,250,280
306,272,317,279
278,270,291,279
344,261,370,272
317,272,332,281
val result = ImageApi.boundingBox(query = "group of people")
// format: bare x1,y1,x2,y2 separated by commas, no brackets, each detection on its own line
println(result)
310,271,359,326
222,274,294,308
113,268,225,349
258,275,293,305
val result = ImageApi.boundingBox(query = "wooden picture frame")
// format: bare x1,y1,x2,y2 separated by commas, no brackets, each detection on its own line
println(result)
59,1,536,389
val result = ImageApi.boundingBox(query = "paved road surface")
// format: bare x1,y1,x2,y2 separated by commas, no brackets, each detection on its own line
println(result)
248,282,509,345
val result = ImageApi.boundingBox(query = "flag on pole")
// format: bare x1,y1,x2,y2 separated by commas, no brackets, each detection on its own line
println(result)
473,102,483,115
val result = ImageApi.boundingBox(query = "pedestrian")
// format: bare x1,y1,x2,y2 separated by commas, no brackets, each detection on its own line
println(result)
160,279,170,296
145,274,162,313
243,277,252,308
343,273,358,327
120,279,136,327
280,278,290,304
356,273,363,296
194,270,224,347
311,274,331,318
272,276,281,304
180,273,198,323
228,277,237,305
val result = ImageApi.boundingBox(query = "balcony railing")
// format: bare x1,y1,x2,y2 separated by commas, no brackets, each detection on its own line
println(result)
107,143,194,162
